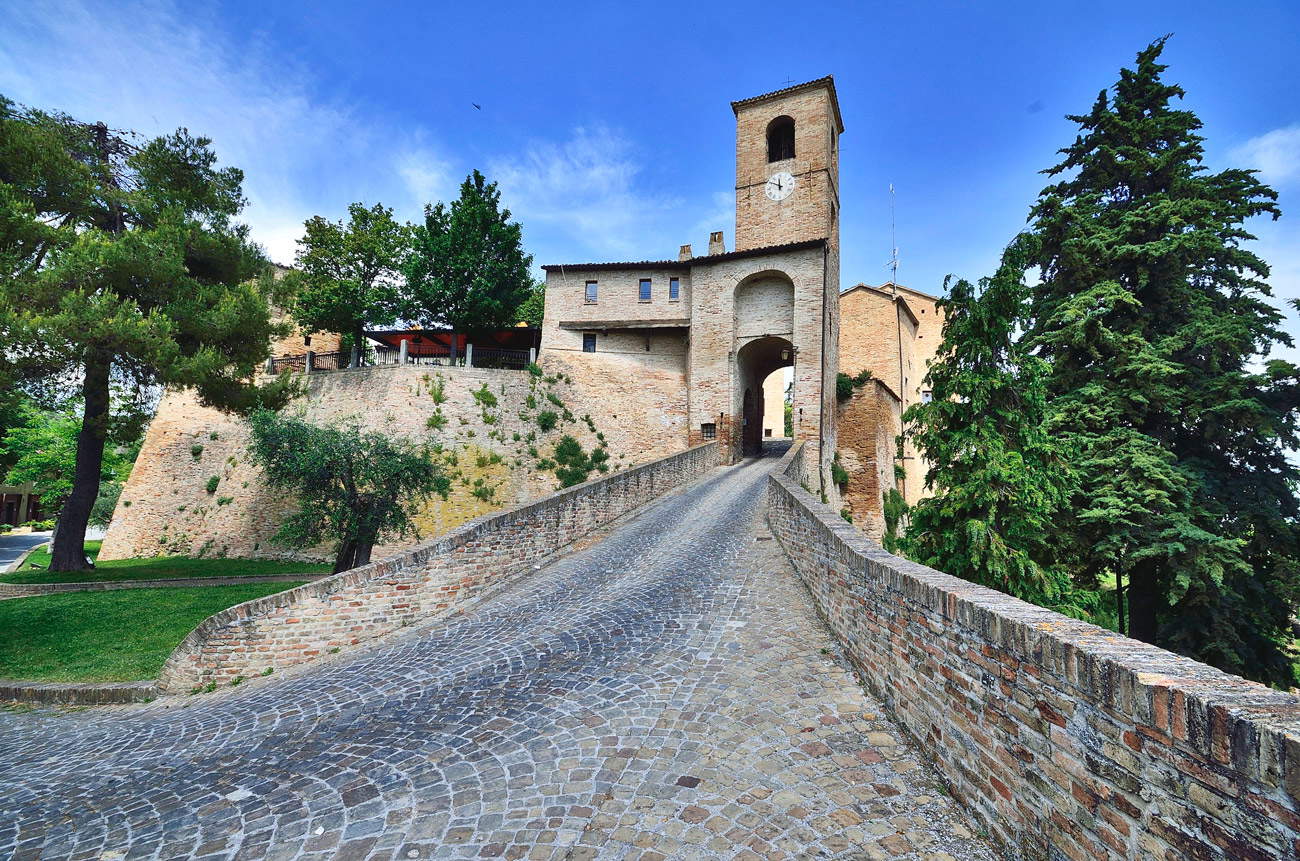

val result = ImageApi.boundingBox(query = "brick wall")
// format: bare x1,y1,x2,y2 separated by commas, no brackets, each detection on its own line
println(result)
159,442,719,692
768,441,1300,860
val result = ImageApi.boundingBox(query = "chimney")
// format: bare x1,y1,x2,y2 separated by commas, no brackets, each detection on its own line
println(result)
708,231,725,255
678,243,693,261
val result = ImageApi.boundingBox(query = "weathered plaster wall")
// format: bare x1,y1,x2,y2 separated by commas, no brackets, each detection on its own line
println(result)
160,442,719,691
101,362,655,563
770,441,1300,860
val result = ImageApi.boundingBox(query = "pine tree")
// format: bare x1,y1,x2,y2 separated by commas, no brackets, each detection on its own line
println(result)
904,238,1081,612
404,170,533,360
1024,38,1300,685
0,97,293,571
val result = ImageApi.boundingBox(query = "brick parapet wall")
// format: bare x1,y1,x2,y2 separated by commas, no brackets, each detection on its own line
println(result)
768,441,1300,860
158,442,720,692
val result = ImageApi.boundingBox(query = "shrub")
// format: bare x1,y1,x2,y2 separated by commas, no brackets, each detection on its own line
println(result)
832,454,849,490
481,410,498,425
426,410,447,431
836,369,874,401
209,430,220,440
470,477,497,502
217,496,234,506
546,392,565,408
840,508,853,523
205,475,220,493
536,411,558,431
526,361,543,377
427,374,447,404
190,443,204,460
526,394,537,409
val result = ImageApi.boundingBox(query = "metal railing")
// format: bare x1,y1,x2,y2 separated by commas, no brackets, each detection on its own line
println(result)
267,344,535,375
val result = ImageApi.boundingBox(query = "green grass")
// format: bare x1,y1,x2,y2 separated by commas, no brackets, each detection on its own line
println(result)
0,583,305,682
5,541,330,585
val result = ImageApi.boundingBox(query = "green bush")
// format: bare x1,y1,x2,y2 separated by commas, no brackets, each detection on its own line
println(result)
536,411,558,431
526,362,543,377
546,392,565,408
190,443,204,460
835,369,874,401
426,374,447,404
832,454,849,489
426,410,447,431
205,475,220,494
217,496,234,506
0,524,11,533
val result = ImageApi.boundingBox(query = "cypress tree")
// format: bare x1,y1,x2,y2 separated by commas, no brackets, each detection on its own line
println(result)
1024,38,1300,685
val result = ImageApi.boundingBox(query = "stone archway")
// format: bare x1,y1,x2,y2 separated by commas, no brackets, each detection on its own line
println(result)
736,336,794,457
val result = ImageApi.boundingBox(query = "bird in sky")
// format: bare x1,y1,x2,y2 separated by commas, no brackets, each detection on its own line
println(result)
472,102,481,110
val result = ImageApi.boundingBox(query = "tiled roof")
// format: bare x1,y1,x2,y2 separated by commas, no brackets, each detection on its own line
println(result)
730,76,844,133
541,238,827,272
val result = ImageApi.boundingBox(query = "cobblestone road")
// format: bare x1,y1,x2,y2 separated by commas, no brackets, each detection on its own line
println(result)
0,452,993,860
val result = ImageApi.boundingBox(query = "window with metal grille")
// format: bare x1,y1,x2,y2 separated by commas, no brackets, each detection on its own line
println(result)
700,422,716,440
582,333,597,353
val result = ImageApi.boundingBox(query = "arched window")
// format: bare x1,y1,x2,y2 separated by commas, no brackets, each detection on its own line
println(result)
767,116,795,162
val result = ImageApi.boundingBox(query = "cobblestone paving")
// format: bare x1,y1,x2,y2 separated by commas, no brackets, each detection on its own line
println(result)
0,452,994,860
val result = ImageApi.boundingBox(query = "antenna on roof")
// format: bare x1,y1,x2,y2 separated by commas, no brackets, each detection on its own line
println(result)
886,183,900,291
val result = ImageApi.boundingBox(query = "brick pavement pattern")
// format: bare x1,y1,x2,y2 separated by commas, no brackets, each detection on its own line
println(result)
0,452,992,860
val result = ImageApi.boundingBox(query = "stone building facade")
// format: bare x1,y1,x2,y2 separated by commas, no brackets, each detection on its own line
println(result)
540,77,843,491
836,282,943,534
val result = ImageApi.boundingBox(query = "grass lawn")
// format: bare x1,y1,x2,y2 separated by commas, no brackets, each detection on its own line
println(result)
0,582,305,682
5,540,330,584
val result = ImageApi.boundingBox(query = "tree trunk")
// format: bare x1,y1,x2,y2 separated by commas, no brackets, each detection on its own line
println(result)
1127,558,1159,643
332,537,357,574
352,326,363,368
449,334,458,365
354,539,373,568
49,351,111,571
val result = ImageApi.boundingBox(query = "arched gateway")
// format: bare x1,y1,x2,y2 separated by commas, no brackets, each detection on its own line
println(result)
539,77,843,492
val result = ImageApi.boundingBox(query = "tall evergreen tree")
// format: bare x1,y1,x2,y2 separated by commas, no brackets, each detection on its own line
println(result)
404,170,533,361
1024,38,1300,685
904,238,1081,612
0,96,293,571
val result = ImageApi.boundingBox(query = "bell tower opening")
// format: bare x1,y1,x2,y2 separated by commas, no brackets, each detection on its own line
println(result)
767,115,795,162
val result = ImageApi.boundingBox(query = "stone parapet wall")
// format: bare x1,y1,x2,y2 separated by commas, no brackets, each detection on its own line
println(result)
159,442,719,692
768,441,1300,860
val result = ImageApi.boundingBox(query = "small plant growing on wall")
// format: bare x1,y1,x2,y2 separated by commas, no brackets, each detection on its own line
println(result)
527,362,543,377
426,373,447,404
546,392,564,408
472,384,498,408
426,410,447,431
536,411,557,431
209,430,220,440
832,453,849,490
191,443,204,460
217,496,234,506
526,394,537,410
470,477,497,502
205,475,220,493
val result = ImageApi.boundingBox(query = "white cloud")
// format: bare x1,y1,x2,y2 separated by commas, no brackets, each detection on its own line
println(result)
0,0,454,264
490,125,683,259
1230,125,1300,187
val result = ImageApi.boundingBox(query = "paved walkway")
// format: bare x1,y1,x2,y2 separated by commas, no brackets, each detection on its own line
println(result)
0,455,992,860
0,533,49,573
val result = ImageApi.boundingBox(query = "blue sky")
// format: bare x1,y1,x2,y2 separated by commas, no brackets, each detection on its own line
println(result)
3,0,1298,353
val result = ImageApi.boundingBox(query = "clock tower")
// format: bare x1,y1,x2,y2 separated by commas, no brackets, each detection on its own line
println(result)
731,77,843,253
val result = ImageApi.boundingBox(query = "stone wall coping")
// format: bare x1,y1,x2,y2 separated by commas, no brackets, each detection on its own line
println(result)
0,573,323,598
771,440,1300,758
0,678,158,706
160,442,720,684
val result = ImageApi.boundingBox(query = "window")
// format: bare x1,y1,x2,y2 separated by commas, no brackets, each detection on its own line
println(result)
582,333,597,353
639,278,652,302
700,422,716,440
767,115,795,162
584,280,598,303
669,277,680,301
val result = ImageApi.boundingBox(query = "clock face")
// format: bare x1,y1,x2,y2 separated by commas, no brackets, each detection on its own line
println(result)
765,171,796,201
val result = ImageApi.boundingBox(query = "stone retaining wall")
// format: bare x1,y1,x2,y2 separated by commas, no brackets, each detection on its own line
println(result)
159,442,720,692
768,441,1300,860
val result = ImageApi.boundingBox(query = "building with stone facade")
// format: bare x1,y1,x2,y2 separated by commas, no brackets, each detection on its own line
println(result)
540,77,940,520
540,77,843,491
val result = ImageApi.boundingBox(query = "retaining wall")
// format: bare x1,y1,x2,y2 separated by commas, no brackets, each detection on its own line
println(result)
767,441,1300,860
160,442,719,692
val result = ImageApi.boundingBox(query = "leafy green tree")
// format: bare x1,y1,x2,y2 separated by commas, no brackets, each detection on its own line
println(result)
1023,39,1300,684
903,239,1080,612
284,202,409,367
405,171,533,360
246,409,451,573
0,97,293,570
516,279,545,328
